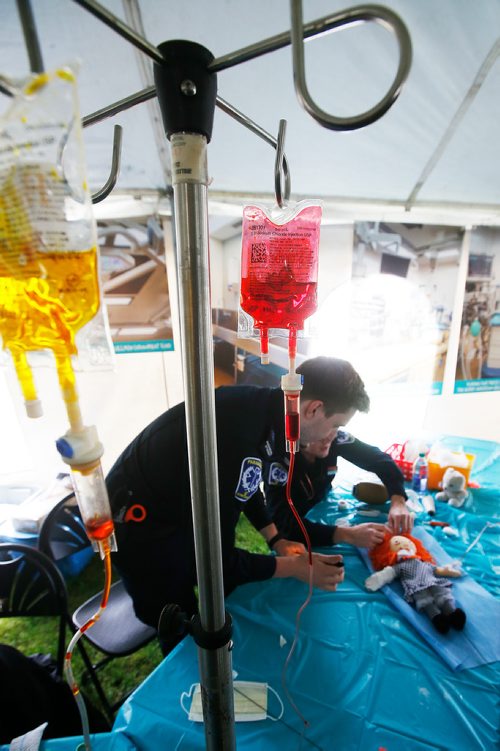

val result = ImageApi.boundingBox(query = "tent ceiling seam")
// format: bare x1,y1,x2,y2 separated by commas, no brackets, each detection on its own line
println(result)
405,38,500,211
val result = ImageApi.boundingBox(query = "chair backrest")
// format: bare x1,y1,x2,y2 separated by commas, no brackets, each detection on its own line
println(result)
38,493,89,562
0,543,70,675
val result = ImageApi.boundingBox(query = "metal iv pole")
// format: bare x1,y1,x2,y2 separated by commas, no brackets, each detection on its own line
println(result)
153,41,236,750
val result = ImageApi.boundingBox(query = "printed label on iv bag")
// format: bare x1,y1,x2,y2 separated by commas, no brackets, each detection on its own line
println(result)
239,201,322,334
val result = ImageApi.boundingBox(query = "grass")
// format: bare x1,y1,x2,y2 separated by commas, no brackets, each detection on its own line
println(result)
0,514,265,722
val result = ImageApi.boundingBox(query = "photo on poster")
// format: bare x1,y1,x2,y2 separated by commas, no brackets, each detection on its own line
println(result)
311,222,463,394
98,218,174,354
455,227,500,393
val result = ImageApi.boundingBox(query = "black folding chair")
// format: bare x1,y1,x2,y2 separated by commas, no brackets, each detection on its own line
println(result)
39,495,157,713
0,542,112,721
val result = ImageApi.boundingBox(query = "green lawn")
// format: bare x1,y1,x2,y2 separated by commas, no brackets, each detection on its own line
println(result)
0,514,265,720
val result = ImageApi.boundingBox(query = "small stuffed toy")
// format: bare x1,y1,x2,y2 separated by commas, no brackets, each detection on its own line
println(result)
365,531,466,634
435,467,468,508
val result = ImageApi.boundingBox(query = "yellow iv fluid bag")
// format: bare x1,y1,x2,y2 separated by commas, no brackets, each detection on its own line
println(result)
0,67,101,417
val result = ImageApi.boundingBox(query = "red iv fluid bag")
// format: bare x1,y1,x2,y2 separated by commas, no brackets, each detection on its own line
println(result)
240,202,322,359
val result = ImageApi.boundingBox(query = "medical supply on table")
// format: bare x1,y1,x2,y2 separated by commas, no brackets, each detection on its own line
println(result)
422,494,436,515
182,681,284,723
384,440,415,481
404,489,424,514
412,452,428,493
426,442,475,490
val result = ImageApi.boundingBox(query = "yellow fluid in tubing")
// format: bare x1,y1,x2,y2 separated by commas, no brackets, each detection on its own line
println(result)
0,170,99,422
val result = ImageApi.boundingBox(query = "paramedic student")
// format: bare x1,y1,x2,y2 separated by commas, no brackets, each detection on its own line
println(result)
264,358,412,549
106,356,350,634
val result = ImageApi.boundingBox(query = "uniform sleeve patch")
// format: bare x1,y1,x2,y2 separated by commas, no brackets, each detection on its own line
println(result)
235,457,262,502
336,430,354,445
268,461,289,486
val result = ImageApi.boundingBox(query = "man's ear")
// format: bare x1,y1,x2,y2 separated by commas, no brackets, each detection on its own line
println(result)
302,399,324,419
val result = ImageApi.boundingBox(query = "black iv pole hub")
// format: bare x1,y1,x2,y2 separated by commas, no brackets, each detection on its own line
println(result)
153,40,217,141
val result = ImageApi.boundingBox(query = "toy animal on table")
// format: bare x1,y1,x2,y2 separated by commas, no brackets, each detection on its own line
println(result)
435,467,468,508
365,531,466,634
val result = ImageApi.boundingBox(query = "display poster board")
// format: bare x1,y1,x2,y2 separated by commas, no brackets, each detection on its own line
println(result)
454,227,500,393
99,220,174,354
312,222,462,394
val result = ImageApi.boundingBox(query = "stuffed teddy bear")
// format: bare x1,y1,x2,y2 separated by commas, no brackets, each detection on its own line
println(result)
435,467,468,508
365,531,466,634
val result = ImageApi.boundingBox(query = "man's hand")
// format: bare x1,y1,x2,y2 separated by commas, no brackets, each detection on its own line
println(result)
334,522,386,549
274,552,345,591
273,538,307,556
387,495,414,533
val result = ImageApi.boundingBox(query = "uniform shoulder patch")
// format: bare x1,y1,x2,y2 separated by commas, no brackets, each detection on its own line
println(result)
235,457,262,502
267,461,288,486
336,430,354,445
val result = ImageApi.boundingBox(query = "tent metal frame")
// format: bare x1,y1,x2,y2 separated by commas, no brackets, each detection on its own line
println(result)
7,1,412,747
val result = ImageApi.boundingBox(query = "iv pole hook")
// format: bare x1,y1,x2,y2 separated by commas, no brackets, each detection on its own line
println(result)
89,124,123,204
274,119,290,208
290,0,412,130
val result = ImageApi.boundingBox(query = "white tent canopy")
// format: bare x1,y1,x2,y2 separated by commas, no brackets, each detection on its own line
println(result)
1,0,500,227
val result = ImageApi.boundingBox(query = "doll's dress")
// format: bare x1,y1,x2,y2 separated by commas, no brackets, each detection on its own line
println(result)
394,558,451,602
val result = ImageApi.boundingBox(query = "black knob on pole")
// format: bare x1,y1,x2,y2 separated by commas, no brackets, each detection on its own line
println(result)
154,40,217,142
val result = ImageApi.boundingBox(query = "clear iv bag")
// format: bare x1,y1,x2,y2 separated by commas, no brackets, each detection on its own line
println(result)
0,65,112,415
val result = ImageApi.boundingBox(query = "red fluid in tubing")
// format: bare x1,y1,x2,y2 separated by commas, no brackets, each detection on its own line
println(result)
240,203,322,361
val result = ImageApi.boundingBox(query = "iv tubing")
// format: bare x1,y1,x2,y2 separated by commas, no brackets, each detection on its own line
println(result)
283,331,301,454
55,353,84,432
64,541,113,751
281,450,313,728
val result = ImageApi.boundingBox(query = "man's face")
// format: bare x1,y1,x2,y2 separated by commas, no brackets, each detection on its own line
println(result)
299,405,356,457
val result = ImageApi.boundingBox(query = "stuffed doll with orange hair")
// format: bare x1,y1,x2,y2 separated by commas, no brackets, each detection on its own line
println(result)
365,531,466,634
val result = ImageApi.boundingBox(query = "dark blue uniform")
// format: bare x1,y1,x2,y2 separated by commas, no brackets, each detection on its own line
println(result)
106,386,286,630
264,430,406,546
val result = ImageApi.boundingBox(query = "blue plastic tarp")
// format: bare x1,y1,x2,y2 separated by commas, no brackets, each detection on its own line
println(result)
3,435,498,751
357,526,500,670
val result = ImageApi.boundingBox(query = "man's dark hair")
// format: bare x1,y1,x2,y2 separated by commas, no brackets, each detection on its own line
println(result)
296,357,370,416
